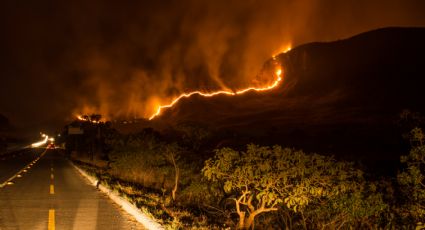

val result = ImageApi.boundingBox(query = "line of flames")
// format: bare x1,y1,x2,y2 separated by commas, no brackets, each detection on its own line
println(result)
75,48,290,122
76,115,101,123
148,68,283,120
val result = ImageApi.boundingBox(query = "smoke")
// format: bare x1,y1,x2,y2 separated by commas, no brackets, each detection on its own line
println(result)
1,0,425,131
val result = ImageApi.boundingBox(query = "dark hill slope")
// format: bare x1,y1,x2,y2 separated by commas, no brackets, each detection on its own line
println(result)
152,27,425,165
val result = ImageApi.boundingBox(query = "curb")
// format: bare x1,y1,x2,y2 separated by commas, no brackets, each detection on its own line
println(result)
70,161,164,230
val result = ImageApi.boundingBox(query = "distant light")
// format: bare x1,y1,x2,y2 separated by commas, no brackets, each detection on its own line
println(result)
31,135,49,148
49,137,55,142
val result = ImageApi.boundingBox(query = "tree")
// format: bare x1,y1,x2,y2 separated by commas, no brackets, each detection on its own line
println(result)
203,144,362,229
398,110,425,144
162,143,182,202
302,182,387,229
398,128,425,223
175,122,211,151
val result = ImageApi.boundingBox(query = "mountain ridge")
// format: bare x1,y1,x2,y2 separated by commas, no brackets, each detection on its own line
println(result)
123,27,425,163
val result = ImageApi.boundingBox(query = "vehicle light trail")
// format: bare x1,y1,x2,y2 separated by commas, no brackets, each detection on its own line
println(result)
31,135,49,148
148,67,283,120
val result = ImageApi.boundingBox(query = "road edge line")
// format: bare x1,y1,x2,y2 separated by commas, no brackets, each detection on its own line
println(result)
69,161,164,230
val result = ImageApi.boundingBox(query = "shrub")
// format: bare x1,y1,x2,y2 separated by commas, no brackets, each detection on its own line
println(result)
398,128,425,224
203,144,364,229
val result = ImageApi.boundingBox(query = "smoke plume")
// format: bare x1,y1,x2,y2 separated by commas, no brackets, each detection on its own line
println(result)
1,0,425,133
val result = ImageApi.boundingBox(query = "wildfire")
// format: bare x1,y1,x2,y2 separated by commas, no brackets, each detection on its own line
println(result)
273,45,292,60
149,67,284,120
73,48,289,122
76,115,101,123
77,115,85,121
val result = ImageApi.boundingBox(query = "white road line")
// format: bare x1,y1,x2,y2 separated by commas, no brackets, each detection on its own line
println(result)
70,162,164,230
0,149,47,188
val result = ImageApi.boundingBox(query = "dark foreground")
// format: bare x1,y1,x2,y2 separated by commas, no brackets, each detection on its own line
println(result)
0,148,145,230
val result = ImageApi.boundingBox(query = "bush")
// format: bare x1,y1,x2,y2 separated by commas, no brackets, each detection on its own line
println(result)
398,128,425,224
203,144,366,229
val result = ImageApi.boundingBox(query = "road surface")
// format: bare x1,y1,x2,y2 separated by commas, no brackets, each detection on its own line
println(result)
0,148,146,230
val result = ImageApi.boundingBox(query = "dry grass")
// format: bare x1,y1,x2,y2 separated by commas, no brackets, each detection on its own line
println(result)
70,151,108,168
73,160,226,229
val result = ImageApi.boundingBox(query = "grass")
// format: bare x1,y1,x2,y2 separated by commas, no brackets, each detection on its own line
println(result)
72,159,226,229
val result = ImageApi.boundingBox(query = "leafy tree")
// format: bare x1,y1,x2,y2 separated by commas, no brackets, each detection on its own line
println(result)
398,128,425,223
175,122,211,151
302,182,387,229
398,110,425,143
203,144,362,229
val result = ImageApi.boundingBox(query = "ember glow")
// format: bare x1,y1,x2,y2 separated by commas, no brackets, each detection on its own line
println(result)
76,115,101,123
273,46,292,59
149,65,284,120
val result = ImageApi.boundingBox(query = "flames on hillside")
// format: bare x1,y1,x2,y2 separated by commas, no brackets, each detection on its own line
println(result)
74,48,289,122
148,47,288,120
149,65,283,120
76,114,103,124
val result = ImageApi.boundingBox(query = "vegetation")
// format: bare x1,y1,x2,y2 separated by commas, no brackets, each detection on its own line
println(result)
66,117,425,229
398,128,425,223
203,145,361,229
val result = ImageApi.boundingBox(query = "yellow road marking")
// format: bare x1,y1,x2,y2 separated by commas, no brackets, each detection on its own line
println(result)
48,209,55,230
51,174,54,179
50,185,54,194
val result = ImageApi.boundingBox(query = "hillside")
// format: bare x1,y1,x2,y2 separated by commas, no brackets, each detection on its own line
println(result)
137,27,425,164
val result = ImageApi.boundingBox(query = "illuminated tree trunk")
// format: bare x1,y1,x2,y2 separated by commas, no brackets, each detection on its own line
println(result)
244,215,255,229
171,153,179,201
237,213,256,229
235,197,256,229
235,196,278,229
237,211,246,229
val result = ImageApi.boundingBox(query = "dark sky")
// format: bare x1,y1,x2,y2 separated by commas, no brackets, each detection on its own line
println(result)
1,0,425,136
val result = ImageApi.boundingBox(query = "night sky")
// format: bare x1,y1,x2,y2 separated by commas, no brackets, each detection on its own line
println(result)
1,0,425,137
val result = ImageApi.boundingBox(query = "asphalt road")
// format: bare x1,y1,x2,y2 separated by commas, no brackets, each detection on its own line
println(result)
0,148,42,184
0,149,146,230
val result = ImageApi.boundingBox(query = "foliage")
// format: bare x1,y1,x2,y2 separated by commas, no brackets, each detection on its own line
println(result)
302,182,388,229
398,110,425,143
71,123,425,229
203,144,363,229
175,122,212,151
106,130,165,187
398,128,425,223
